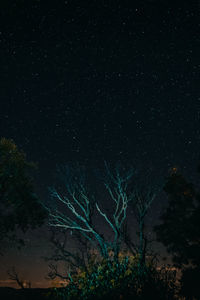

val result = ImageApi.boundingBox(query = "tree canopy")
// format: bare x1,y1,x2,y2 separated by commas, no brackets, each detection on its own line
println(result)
154,168,200,299
0,137,46,245
155,170,200,267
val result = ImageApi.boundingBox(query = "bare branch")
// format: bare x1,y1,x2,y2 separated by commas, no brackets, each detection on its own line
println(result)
45,163,135,263
7,267,31,289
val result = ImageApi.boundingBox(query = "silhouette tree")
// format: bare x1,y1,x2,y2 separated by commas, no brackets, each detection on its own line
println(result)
0,138,46,248
7,266,31,289
45,228,93,281
154,168,200,299
128,182,159,270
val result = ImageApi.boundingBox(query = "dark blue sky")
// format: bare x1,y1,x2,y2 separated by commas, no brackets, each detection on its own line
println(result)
0,0,199,287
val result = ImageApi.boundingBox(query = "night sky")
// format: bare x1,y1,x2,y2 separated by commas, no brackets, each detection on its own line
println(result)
0,0,199,288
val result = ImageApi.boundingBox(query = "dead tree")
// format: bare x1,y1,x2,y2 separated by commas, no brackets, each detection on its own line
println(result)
133,185,157,269
100,162,134,262
44,163,134,268
124,174,161,271
7,266,31,289
45,228,92,280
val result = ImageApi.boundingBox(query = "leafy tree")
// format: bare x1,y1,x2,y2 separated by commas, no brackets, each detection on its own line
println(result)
154,168,200,299
0,137,46,247
49,254,177,300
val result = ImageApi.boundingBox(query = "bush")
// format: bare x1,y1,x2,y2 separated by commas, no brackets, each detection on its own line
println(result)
48,256,177,300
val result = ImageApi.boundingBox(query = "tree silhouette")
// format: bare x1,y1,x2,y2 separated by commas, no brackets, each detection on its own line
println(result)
7,266,31,289
0,138,46,249
129,183,159,270
154,168,200,299
45,228,93,280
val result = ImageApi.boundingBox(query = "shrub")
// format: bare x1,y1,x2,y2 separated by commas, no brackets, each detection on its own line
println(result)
48,255,177,300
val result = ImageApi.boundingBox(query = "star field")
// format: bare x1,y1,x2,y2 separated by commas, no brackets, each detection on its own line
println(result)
1,1,199,176
0,0,199,287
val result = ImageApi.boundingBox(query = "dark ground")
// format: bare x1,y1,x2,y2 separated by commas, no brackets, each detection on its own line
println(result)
0,287,52,300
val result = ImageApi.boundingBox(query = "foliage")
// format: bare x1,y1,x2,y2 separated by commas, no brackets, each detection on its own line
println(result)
0,138,46,246
154,168,200,299
154,171,199,266
179,266,200,300
49,254,177,300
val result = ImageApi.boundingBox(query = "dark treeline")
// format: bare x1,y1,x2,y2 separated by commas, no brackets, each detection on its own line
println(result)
0,138,199,299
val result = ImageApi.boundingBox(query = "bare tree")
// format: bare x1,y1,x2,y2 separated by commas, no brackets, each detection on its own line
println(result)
133,185,157,268
7,266,31,289
124,174,161,271
100,162,134,261
44,163,134,266
44,228,92,280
